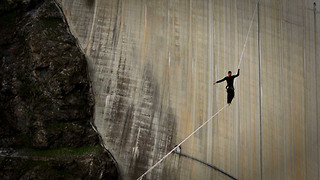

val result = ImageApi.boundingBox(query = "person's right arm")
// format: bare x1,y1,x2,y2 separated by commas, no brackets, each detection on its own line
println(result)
214,77,226,85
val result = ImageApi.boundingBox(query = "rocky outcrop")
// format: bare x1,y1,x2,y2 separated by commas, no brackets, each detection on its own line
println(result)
0,0,119,179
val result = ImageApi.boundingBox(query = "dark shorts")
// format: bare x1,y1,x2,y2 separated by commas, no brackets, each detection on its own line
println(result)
227,88,234,103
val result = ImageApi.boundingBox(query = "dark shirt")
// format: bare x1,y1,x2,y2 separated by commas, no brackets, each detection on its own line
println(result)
216,70,240,88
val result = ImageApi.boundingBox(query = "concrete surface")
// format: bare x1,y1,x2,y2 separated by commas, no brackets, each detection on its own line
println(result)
57,0,320,179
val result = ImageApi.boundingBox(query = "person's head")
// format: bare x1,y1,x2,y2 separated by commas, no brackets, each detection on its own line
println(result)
228,71,232,77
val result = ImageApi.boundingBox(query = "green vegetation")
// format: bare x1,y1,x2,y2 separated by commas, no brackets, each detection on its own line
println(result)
47,122,70,130
47,122,81,132
23,145,101,157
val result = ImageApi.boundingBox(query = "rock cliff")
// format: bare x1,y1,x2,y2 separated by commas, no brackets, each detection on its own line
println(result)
0,0,120,179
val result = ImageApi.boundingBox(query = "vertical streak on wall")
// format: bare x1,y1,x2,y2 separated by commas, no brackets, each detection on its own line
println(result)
85,0,97,55
207,0,213,179
257,2,262,180
234,0,239,178
318,1,320,175
314,5,319,179
316,3,320,179
305,1,319,179
303,2,307,179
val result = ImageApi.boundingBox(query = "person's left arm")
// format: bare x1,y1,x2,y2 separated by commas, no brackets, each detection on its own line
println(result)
234,69,240,77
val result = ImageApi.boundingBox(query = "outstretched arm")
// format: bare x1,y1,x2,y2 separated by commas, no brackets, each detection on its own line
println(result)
234,69,240,77
214,77,226,85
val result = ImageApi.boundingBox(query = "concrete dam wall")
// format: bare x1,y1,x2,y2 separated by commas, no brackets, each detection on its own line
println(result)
57,0,320,179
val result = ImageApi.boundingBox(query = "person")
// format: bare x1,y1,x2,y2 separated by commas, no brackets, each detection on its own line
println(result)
214,69,240,105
